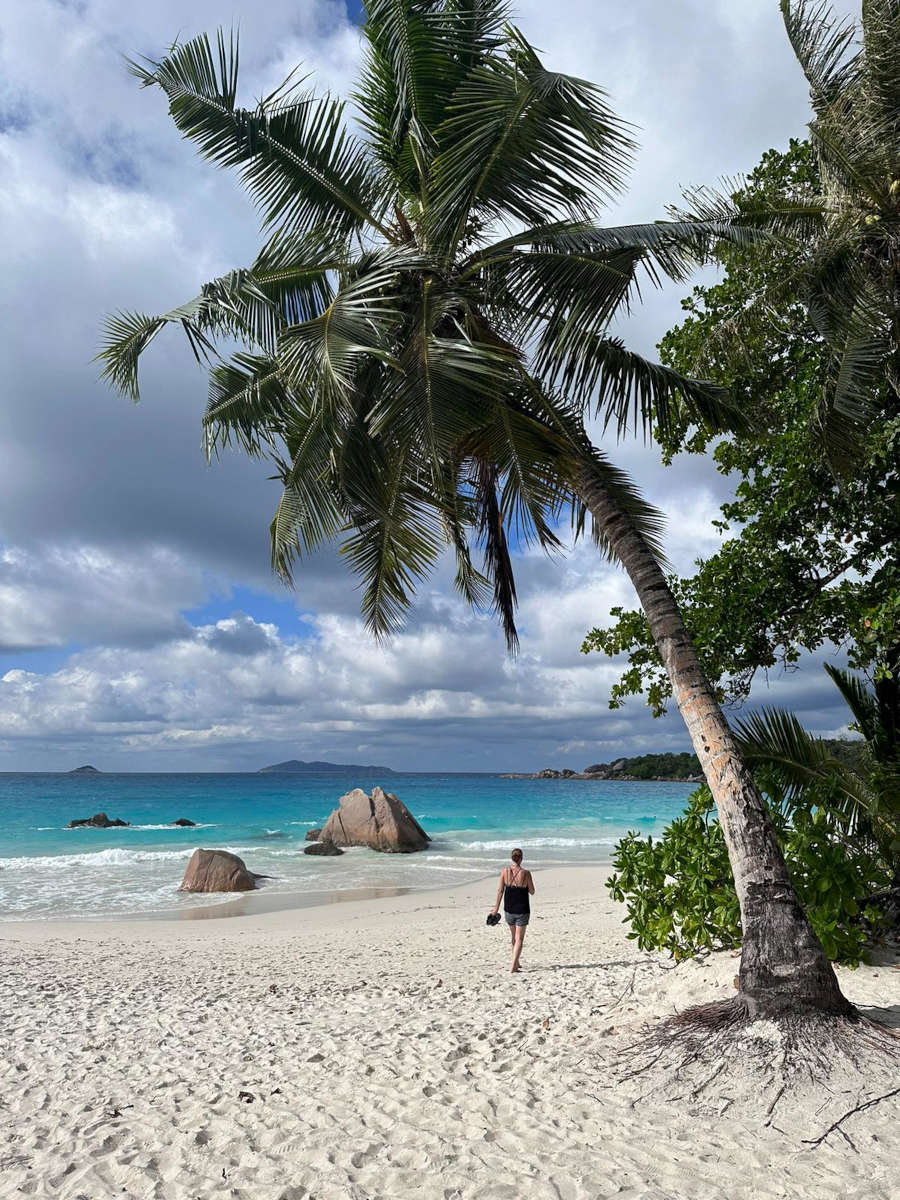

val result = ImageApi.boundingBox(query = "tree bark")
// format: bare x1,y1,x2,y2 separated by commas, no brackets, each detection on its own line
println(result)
581,472,853,1018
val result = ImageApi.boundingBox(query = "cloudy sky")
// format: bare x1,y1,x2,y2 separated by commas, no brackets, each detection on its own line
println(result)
0,0,855,771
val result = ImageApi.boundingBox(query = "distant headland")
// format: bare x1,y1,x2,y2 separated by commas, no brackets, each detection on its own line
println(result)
257,759,396,775
68,765,101,774
502,752,704,782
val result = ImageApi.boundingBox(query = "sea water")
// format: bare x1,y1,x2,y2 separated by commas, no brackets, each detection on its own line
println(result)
0,772,696,920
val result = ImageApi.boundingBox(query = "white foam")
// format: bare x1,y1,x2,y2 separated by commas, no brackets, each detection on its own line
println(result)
0,843,278,873
458,836,619,850
0,847,197,871
130,823,217,831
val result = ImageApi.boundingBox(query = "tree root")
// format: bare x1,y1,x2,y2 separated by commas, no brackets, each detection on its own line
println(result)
801,1083,900,1149
613,997,900,1142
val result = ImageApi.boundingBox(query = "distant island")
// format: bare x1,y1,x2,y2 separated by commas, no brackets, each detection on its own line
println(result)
503,742,866,782
257,759,396,775
503,752,704,782
68,765,101,774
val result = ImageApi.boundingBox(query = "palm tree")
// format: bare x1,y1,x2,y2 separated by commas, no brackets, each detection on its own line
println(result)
737,654,900,905
99,0,852,1020
685,0,900,447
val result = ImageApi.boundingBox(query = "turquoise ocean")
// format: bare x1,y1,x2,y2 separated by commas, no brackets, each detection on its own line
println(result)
0,772,695,921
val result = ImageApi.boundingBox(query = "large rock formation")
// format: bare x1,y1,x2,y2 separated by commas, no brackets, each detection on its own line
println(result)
179,849,261,893
320,787,430,853
172,818,197,827
67,812,129,829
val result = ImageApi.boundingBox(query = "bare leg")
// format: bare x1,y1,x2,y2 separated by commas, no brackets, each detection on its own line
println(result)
511,925,526,973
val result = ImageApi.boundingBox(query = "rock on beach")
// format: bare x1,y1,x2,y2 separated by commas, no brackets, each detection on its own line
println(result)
320,786,429,853
303,840,344,856
179,849,261,893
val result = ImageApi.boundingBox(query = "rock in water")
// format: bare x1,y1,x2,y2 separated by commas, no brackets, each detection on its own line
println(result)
67,812,130,829
303,840,344,856
320,787,430,853
179,849,260,893
172,818,197,827
305,828,323,841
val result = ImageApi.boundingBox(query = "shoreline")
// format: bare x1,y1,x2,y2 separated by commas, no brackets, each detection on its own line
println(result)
0,853,615,929
0,862,605,938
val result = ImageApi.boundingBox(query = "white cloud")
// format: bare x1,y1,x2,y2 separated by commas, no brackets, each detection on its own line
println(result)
0,0,856,768
0,539,849,770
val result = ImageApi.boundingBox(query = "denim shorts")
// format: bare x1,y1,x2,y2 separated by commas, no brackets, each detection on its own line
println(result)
505,912,530,927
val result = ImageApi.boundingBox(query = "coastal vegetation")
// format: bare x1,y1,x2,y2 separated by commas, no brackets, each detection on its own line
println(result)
597,1,900,994
506,752,703,780
609,781,893,966
100,0,881,1026
591,752,700,780
610,660,900,966
583,138,900,718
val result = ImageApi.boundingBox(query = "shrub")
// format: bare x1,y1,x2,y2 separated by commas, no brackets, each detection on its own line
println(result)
607,783,892,965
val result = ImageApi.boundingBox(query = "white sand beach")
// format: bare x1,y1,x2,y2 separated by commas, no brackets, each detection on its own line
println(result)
2,866,899,1200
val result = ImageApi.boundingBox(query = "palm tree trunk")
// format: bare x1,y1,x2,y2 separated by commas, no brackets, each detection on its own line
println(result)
580,473,853,1018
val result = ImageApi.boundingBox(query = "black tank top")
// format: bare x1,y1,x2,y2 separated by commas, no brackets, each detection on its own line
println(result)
503,869,530,915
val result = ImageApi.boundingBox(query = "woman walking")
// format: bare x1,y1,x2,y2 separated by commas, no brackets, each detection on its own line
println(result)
491,848,535,973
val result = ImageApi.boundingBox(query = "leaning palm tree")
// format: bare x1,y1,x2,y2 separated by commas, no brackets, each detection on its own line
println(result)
100,0,852,1020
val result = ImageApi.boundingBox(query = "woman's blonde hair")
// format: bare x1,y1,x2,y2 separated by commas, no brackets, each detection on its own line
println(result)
511,848,523,863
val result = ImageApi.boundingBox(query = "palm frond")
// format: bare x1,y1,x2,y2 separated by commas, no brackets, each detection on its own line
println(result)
735,705,875,833
99,240,338,398
485,246,647,352
269,410,347,573
780,0,859,112
277,246,422,405
474,459,519,651
369,288,527,456
205,352,297,458
430,26,634,253
359,0,489,190
675,183,828,243
339,435,447,639
861,0,900,131
823,662,881,741
130,30,390,239
468,218,770,284
98,303,220,400
533,332,751,440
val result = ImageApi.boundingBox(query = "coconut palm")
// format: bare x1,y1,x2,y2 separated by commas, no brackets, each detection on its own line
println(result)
737,655,900,888
99,0,852,1019
683,0,900,450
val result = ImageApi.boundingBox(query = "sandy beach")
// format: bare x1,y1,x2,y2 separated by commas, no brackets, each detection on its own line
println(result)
2,865,899,1200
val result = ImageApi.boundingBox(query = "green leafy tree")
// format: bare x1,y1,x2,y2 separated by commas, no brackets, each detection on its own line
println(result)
678,1,900,445
99,1,853,1021
609,782,892,966
611,659,900,968
583,140,900,715
602,0,900,724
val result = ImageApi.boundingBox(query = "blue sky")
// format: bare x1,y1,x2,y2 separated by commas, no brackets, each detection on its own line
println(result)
0,0,860,770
